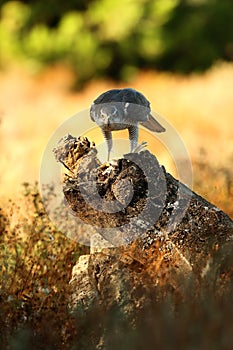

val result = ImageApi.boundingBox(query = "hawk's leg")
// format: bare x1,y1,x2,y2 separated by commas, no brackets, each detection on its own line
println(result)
102,129,113,161
128,125,138,152
128,125,147,153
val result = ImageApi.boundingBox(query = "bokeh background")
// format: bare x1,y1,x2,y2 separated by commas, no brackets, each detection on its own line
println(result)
0,0,233,216
1,2,233,348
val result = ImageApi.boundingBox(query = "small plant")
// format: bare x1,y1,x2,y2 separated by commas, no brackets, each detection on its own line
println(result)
0,182,88,349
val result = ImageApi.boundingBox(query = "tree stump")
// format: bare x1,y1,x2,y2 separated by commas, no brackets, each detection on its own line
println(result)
53,134,233,309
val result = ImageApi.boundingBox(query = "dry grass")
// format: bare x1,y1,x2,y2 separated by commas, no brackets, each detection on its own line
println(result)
0,184,233,349
0,183,89,349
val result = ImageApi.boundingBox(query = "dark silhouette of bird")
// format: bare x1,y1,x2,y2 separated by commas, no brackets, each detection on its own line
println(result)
90,88,165,160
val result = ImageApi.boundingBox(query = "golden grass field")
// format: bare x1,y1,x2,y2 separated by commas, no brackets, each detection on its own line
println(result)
0,62,232,216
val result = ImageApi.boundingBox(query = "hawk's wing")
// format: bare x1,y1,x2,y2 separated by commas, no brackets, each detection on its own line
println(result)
93,89,122,104
124,102,150,123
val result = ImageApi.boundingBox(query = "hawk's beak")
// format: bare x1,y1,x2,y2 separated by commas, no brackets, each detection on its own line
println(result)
100,107,112,126
100,105,117,127
101,112,110,126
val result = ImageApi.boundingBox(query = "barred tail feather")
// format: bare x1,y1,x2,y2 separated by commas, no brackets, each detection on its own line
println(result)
141,114,166,132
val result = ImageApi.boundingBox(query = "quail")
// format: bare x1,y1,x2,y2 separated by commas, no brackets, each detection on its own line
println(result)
90,88,165,160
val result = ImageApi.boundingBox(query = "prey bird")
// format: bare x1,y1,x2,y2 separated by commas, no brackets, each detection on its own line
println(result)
90,88,166,160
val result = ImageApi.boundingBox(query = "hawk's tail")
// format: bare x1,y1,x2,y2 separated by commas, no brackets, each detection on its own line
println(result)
141,114,166,132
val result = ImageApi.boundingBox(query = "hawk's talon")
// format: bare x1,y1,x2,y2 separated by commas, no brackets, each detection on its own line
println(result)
132,141,148,153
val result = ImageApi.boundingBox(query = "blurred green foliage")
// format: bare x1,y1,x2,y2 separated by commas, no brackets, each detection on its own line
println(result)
0,0,233,86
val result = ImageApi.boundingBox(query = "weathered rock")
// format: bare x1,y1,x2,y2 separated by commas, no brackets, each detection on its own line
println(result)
53,134,233,310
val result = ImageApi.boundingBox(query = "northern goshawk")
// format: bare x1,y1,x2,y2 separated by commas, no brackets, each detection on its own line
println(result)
90,88,165,160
